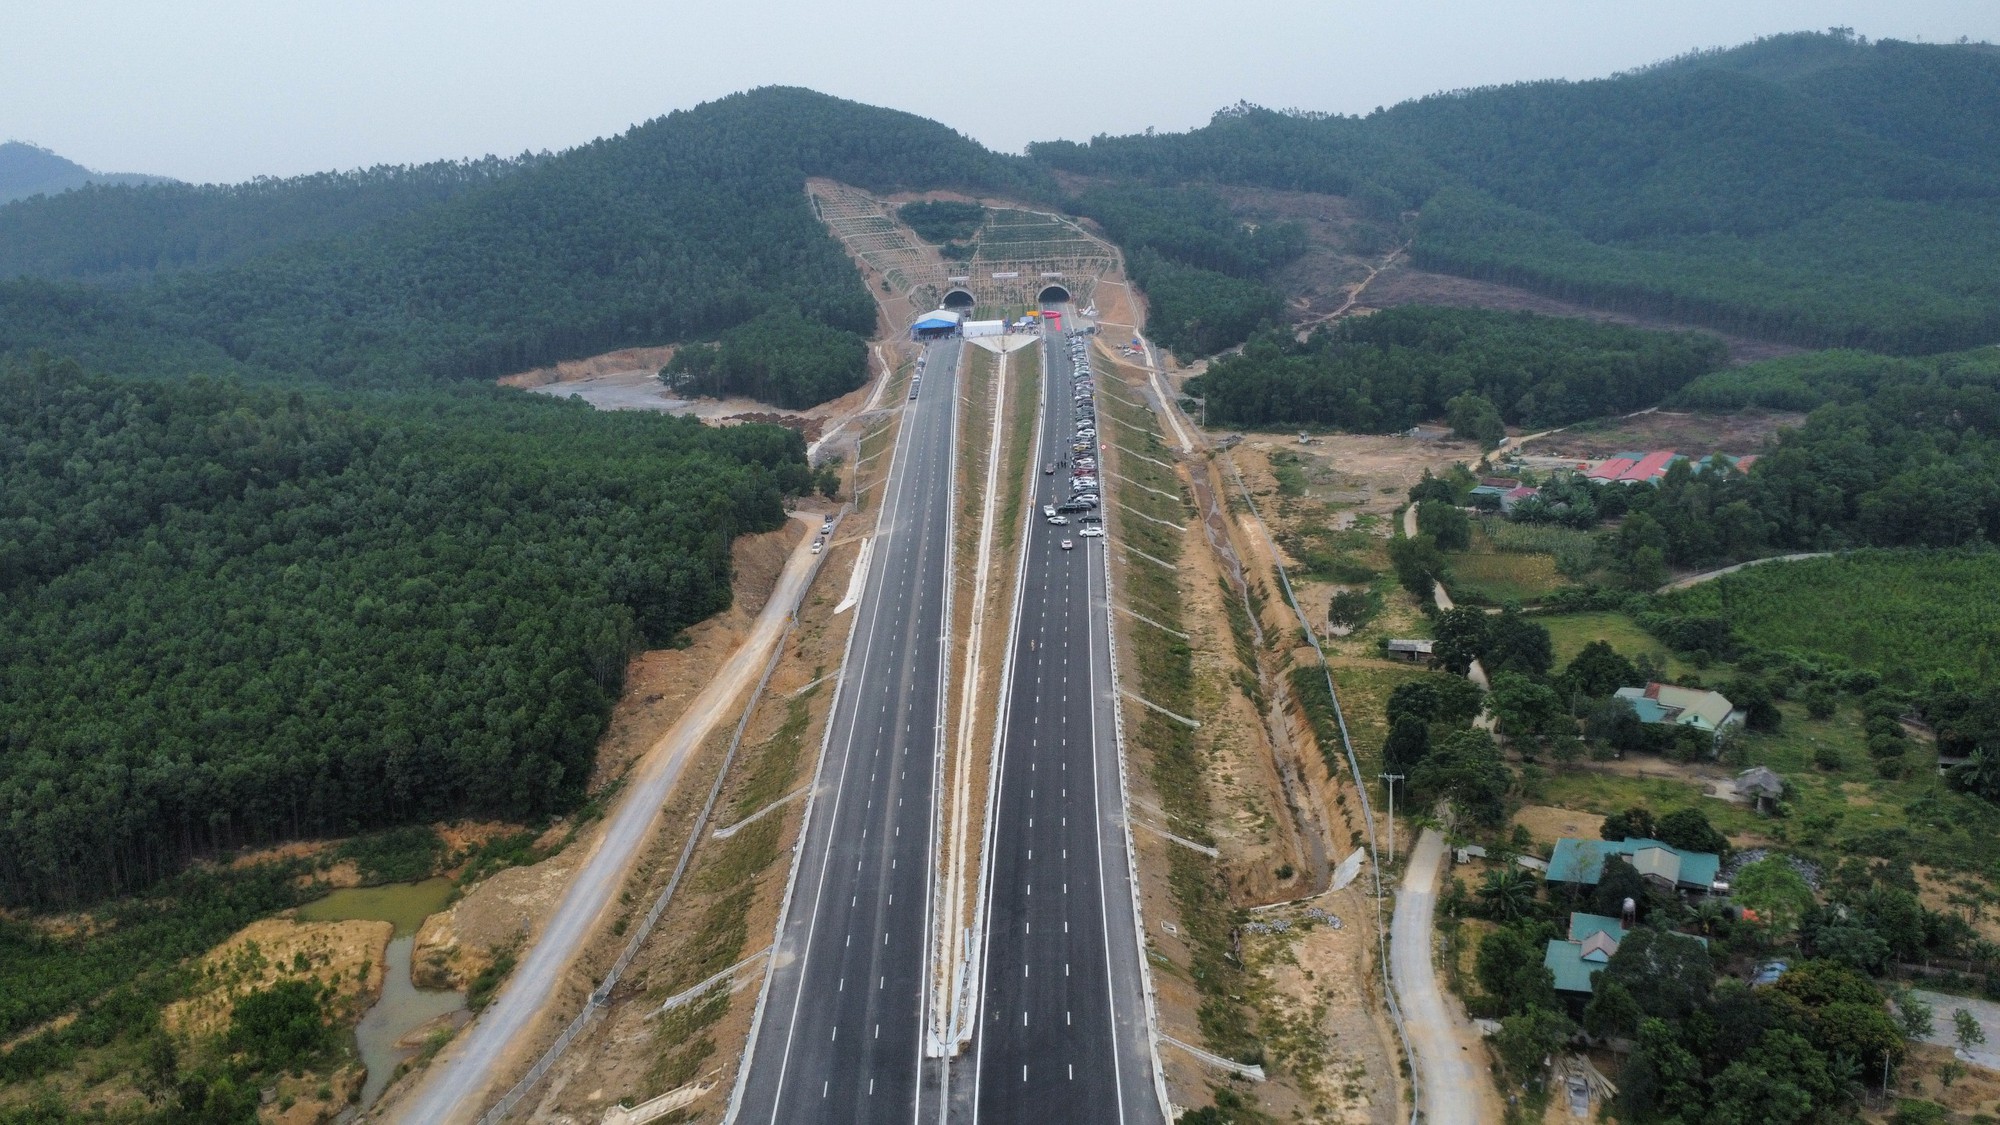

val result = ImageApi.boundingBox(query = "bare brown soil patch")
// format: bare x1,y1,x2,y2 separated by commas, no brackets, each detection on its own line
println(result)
1896,1040,2000,1119
1519,409,1805,462
410,858,571,991
267,1065,367,1125
497,346,678,389
434,821,520,859
1915,865,2000,945
1513,805,1606,852
164,917,392,1038
586,519,808,792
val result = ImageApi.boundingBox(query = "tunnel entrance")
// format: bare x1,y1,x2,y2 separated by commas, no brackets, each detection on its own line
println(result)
1037,284,1072,305
942,288,976,310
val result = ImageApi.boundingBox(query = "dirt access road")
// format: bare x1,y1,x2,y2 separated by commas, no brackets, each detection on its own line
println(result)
1390,829,1501,1125
390,511,830,1124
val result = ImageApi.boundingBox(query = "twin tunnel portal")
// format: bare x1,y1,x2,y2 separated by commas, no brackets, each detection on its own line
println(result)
730,305,1161,1125
940,284,1073,310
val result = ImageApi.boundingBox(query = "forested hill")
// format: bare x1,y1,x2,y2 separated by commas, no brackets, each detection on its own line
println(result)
0,142,175,206
0,88,1043,396
0,357,820,908
1030,31,2000,355
0,156,536,283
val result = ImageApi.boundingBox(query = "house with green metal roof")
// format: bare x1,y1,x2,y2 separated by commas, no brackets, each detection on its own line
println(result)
1544,912,1628,995
1613,683,1741,733
1544,837,1722,893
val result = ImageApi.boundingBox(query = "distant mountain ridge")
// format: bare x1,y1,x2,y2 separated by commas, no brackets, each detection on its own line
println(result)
0,141,175,206
4,33,1998,385
0,88,1045,388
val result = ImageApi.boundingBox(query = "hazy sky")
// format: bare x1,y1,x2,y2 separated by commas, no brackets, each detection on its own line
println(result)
7,1,1998,184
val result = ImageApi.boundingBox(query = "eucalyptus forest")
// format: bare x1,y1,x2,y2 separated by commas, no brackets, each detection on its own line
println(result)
0,359,815,907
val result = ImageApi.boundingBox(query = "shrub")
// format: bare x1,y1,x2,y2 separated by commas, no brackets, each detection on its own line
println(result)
229,981,331,1070
1813,745,1845,771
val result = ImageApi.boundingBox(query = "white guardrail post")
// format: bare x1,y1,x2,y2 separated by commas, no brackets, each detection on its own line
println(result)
1099,351,1176,1122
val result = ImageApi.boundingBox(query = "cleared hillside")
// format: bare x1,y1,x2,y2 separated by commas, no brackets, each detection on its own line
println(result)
1031,31,2000,355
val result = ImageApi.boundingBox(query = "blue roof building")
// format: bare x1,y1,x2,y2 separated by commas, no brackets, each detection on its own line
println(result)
911,309,963,339
1545,837,1721,893
1543,913,1628,994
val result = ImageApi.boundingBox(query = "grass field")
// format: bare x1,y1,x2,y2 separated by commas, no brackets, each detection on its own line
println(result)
1328,659,1435,774
1447,551,1571,604
1538,612,1688,679
1445,525,1574,605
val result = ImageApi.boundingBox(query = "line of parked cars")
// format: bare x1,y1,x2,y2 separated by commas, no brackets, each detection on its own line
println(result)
1049,329,1104,539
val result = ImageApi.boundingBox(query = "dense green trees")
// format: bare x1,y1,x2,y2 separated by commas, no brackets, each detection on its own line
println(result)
0,155,533,282
228,981,333,1070
660,309,868,408
1186,307,1726,431
0,359,815,907
1415,500,1470,550
1031,33,2000,354
1066,186,1300,357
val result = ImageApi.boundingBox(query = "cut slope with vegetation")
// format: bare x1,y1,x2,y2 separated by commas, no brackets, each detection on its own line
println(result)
0,358,818,908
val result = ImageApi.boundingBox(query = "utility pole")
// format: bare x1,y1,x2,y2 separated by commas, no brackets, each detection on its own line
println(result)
1378,773,1405,864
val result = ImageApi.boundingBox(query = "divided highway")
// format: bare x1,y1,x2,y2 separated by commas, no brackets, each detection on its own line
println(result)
968,316,1161,1123
733,338,959,1123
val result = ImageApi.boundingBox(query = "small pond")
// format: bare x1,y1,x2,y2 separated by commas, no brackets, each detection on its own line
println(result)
299,877,467,1108
297,876,455,936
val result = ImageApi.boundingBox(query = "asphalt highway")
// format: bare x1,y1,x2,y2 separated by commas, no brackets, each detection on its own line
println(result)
733,338,959,1123
969,316,1160,1123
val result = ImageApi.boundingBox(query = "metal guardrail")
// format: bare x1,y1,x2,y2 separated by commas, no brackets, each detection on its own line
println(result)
475,514,843,1124
1219,457,1423,1125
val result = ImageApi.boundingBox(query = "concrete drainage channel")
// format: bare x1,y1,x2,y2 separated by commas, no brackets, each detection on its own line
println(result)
1219,450,1423,1125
